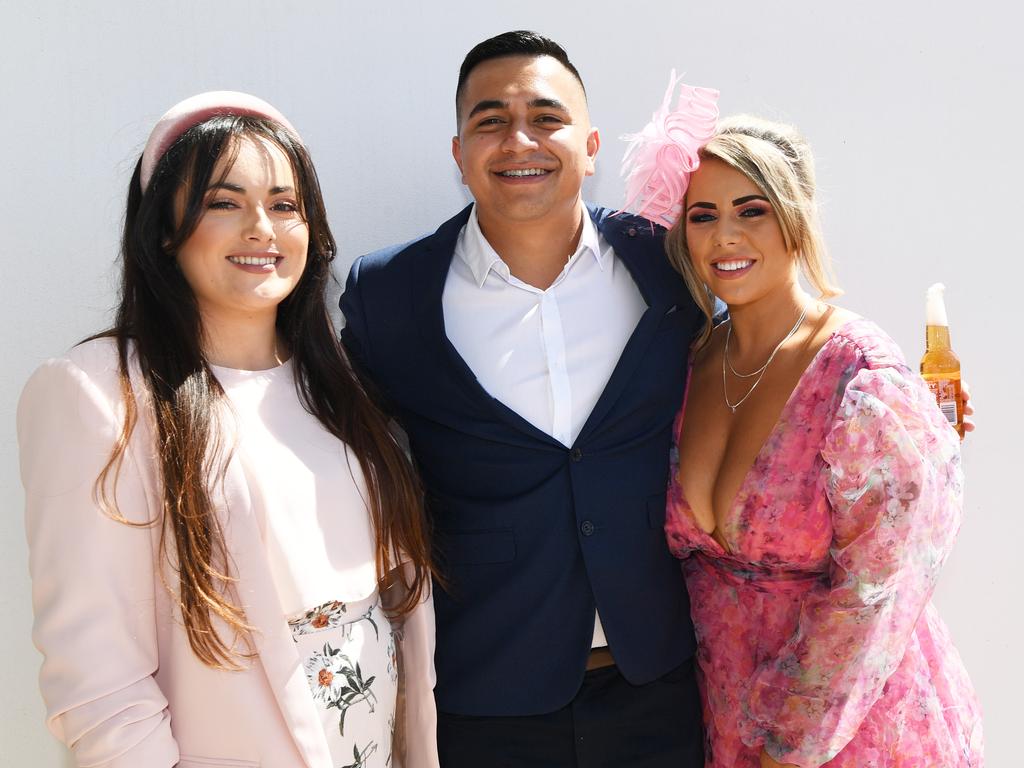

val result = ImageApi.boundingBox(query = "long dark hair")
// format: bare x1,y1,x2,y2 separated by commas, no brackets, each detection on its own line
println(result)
95,115,434,667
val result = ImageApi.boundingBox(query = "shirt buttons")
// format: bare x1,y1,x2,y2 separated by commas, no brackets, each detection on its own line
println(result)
580,520,596,536
570,447,583,462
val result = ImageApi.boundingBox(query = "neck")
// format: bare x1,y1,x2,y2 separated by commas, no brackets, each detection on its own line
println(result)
476,199,586,290
726,282,810,366
200,308,286,370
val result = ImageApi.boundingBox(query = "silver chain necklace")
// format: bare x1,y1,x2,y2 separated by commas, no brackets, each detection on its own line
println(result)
722,305,808,413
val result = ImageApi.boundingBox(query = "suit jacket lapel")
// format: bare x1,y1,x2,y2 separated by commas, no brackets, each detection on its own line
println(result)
576,208,674,443
411,205,469,355
412,204,564,448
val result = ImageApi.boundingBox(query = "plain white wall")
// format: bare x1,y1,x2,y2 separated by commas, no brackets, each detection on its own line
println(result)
3,2,1019,765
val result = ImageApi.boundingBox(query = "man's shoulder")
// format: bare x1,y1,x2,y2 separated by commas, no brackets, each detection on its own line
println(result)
349,204,473,282
587,204,670,269
354,233,430,274
587,203,667,242
587,202,694,310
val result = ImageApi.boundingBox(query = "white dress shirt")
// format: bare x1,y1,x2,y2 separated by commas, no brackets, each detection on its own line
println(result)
442,206,646,648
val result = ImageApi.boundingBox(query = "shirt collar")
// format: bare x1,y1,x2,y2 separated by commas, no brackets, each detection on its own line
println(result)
457,205,607,289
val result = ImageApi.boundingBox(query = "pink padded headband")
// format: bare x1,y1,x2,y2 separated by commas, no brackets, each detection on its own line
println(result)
140,91,300,192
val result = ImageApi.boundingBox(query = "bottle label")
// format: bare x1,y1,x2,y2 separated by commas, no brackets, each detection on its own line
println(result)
927,379,958,425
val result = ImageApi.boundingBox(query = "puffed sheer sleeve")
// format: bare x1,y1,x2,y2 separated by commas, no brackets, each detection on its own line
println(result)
739,364,962,766
17,354,178,767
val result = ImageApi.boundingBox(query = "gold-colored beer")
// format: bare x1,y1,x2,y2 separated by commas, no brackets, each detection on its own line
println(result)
920,283,963,438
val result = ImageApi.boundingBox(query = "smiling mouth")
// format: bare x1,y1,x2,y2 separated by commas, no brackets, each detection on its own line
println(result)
496,168,551,177
713,259,754,272
228,255,281,266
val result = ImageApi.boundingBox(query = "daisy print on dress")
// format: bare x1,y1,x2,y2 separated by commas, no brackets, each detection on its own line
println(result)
291,600,381,642
289,600,348,636
292,597,397,766
305,642,379,737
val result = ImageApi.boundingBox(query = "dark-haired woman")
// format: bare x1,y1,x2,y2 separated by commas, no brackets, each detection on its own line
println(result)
17,92,438,768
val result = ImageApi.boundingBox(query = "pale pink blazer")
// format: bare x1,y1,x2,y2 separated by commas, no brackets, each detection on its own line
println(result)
18,339,438,768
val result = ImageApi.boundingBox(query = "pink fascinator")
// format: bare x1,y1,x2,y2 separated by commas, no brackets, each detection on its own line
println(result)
140,91,300,192
621,71,719,227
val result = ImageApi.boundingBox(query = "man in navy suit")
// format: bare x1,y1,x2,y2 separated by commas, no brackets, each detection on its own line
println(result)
341,31,704,767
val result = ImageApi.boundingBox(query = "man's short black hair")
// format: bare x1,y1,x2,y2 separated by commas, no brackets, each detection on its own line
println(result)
456,30,586,113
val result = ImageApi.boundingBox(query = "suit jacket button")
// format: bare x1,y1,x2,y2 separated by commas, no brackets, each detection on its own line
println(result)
570,447,583,462
580,520,595,536
627,227,637,237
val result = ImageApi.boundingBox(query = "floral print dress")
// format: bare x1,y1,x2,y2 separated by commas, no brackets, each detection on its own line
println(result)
212,360,413,768
290,596,398,768
666,319,984,767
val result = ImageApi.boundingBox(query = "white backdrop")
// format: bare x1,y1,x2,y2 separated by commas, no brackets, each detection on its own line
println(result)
3,2,1019,765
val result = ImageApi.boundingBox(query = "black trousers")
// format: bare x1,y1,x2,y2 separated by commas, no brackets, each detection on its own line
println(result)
436,659,704,768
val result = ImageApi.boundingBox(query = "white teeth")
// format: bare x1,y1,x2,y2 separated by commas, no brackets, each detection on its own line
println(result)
715,259,753,272
228,255,278,266
499,168,548,177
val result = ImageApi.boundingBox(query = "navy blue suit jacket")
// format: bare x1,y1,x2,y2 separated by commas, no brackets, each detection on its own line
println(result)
340,204,701,716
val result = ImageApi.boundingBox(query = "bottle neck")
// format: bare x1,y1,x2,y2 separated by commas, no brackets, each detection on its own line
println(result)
926,324,952,351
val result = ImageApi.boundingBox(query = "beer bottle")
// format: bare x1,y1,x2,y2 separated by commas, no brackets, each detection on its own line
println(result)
920,283,964,438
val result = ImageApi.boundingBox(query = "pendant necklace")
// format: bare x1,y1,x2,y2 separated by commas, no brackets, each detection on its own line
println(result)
722,305,808,413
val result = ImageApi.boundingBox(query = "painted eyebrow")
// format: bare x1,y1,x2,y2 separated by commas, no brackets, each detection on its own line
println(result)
685,194,770,212
686,201,716,212
466,97,570,119
205,182,294,194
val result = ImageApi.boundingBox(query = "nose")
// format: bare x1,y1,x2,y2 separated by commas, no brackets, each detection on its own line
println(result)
501,119,539,153
712,216,741,248
244,205,276,242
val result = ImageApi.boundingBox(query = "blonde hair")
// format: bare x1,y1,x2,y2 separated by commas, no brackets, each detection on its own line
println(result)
665,115,841,348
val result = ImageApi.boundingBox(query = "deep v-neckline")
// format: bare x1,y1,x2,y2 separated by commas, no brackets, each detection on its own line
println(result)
673,320,854,551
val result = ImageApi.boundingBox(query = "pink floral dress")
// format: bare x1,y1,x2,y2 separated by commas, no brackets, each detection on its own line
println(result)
667,319,984,767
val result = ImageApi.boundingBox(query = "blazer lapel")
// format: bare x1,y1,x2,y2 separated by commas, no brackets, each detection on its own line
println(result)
411,205,564,448
576,208,675,443
411,205,469,355
220,458,333,768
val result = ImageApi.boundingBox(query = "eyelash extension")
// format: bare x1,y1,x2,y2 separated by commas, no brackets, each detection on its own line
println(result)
739,205,768,216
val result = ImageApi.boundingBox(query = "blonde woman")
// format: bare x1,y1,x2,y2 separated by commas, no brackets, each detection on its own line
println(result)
623,90,983,767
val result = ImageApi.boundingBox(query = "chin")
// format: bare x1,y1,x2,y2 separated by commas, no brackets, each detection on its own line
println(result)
708,276,772,305
707,286,746,307
491,200,551,221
